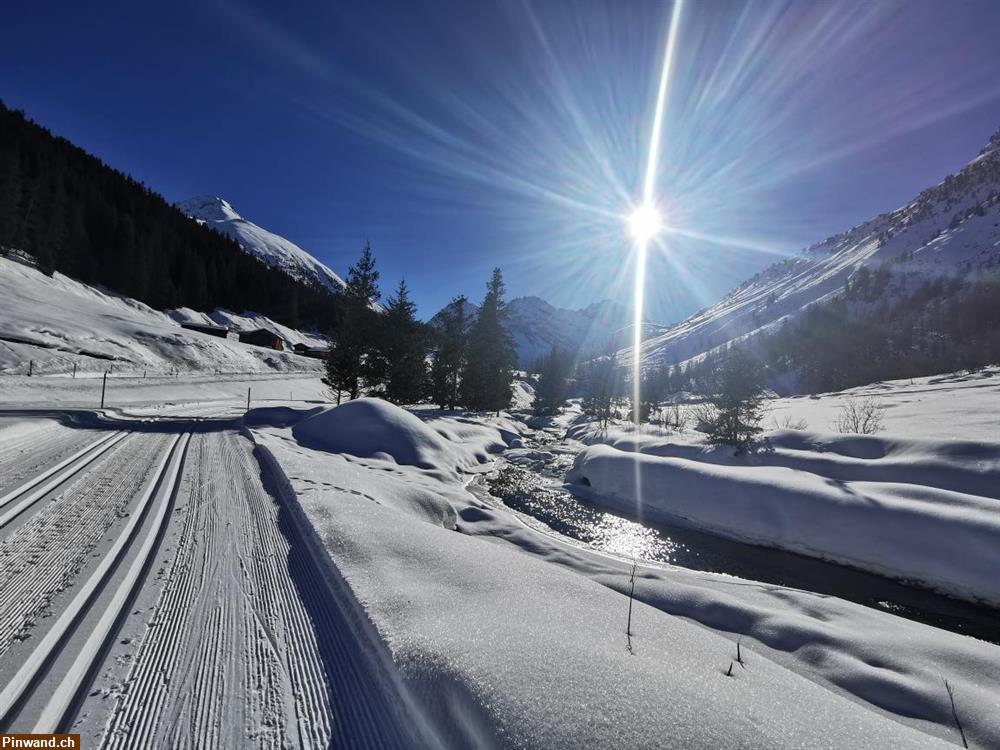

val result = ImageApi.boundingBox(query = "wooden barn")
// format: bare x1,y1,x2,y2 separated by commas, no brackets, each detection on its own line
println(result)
292,343,330,359
180,322,230,339
239,328,284,351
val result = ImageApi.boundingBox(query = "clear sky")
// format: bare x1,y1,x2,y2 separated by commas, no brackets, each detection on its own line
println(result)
4,0,1000,322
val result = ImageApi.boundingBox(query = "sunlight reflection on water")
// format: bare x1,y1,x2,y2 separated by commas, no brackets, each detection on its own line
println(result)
487,464,687,563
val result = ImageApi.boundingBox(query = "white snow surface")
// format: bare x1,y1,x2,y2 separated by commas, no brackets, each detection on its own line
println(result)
177,196,346,293
250,397,999,749
0,255,322,376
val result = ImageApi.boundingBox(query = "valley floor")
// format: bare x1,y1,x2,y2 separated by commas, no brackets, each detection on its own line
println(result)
0,370,996,747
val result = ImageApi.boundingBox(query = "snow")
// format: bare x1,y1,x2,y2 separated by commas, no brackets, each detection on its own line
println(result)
167,306,328,352
566,435,1000,606
248,397,992,748
565,370,1000,606
766,367,1000,442
0,256,323,377
177,196,346,293
293,398,507,480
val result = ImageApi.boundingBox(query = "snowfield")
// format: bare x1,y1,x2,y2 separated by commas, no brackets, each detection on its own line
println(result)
0,256,323,377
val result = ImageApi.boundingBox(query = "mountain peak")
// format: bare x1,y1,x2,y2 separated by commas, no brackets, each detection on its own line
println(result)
176,196,345,293
176,195,242,223
977,126,1000,158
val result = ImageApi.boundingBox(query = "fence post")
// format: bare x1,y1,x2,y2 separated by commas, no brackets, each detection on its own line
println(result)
72,362,77,378
246,387,251,411
28,360,32,377
100,371,108,409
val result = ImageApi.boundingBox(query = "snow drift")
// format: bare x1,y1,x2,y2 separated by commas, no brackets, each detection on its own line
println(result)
567,430,1000,605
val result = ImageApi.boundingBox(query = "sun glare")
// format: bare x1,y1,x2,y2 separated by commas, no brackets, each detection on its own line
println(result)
627,203,662,244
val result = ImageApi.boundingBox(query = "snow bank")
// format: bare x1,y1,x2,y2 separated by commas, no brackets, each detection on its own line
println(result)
567,436,1000,605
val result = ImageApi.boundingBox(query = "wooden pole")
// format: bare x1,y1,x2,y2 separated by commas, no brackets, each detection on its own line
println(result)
72,362,77,378
246,387,251,411
100,371,108,409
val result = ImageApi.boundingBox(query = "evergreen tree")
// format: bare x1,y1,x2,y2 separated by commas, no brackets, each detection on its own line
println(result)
461,268,517,413
532,346,572,416
324,243,381,402
379,279,428,405
428,295,469,409
697,346,767,450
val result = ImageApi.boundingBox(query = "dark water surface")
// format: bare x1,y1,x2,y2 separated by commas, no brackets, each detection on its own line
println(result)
486,458,1000,645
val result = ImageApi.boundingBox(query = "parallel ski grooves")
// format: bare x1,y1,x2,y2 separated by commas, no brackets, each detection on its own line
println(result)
0,433,186,729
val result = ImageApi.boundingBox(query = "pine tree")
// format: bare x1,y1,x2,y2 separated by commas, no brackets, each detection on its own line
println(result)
379,279,428,405
429,295,469,409
461,268,517,413
532,346,572,416
324,243,381,402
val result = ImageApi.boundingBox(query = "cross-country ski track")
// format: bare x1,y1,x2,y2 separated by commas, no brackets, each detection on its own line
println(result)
0,413,429,748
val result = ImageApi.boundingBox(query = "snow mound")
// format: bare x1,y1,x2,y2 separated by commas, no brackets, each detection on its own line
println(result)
293,399,469,478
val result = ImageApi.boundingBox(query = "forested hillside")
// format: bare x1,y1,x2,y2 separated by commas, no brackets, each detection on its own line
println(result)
0,102,341,329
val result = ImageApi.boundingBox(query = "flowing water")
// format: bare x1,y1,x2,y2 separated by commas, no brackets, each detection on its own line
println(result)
483,446,1000,645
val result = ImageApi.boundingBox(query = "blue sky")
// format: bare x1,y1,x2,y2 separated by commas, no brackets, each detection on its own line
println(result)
4,0,1000,322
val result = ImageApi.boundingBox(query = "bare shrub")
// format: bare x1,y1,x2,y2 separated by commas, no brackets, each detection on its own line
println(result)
690,402,718,433
663,403,688,433
834,396,886,434
772,412,808,431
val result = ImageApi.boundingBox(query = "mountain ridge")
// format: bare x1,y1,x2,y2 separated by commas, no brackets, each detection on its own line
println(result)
624,125,1000,368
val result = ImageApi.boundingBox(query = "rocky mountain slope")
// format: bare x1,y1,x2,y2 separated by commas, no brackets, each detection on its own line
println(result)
627,126,1000,367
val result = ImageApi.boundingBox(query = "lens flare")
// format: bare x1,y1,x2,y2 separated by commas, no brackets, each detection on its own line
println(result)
632,0,685,424
627,203,662,244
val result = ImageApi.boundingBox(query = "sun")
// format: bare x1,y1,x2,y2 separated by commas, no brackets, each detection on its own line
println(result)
627,203,662,244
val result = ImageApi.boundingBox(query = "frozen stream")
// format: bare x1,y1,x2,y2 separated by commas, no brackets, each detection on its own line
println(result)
481,441,1000,645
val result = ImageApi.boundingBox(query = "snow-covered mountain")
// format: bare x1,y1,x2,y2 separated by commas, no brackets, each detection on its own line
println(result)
433,295,641,367
177,197,346,294
627,125,1000,367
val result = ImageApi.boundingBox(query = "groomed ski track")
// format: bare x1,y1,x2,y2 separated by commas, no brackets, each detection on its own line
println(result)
0,412,433,749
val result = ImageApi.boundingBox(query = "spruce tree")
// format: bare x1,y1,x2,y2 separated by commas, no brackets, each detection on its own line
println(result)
324,242,381,402
429,295,469,409
532,346,571,416
461,268,516,413
379,279,428,405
